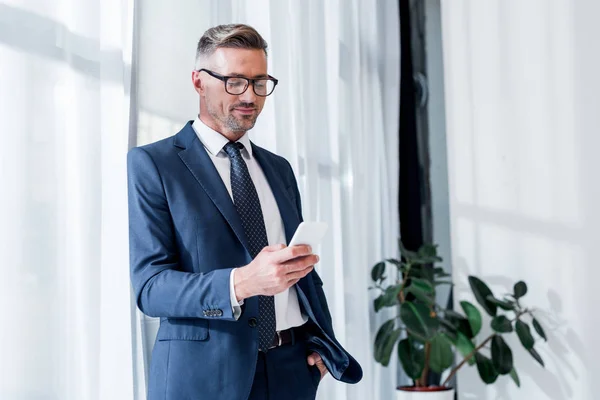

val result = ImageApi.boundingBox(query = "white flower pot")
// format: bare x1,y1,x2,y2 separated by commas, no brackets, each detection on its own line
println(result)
396,387,455,400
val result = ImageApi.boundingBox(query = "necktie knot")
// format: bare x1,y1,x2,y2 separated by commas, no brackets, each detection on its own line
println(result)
223,142,245,159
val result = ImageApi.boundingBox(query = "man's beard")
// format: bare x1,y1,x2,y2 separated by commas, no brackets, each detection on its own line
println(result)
224,113,257,132
207,101,258,133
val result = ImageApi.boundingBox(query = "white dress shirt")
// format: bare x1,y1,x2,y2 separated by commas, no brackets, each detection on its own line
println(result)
192,118,308,331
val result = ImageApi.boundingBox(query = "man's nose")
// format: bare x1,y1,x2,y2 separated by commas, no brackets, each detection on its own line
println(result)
239,84,257,103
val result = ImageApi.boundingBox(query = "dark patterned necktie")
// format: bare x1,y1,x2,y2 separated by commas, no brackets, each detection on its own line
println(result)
223,142,276,351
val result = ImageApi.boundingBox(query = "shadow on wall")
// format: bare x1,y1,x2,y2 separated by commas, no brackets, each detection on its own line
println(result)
441,0,600,398
454,258,586,400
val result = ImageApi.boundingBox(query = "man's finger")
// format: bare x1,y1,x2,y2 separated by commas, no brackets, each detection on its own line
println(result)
282,255,319,275
307,352,322,365
285,265,314,281
271,245,313,263
261,244,286,253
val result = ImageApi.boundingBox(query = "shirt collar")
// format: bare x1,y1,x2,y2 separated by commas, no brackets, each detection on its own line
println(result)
192,116,253,158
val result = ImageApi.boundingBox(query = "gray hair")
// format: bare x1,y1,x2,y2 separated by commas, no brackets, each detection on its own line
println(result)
195,24,268,69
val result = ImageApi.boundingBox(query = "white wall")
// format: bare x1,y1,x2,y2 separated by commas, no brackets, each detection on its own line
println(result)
441,0,599,399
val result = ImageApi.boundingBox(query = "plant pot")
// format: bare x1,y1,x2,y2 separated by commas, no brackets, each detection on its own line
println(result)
396,386,455,400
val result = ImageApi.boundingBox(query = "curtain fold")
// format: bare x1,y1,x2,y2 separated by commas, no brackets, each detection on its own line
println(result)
0,0,136,398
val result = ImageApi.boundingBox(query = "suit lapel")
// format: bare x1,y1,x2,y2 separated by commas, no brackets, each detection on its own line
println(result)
251,144,312,298
251,144,299,244
175,122,252,255
251,147,320,304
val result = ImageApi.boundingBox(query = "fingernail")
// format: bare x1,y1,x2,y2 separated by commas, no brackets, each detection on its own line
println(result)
307,245,312,253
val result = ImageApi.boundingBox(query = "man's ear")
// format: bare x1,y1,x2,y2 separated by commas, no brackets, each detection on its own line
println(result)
192,71,203,95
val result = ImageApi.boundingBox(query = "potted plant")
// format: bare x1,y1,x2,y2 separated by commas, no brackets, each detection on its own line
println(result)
370,242,548,399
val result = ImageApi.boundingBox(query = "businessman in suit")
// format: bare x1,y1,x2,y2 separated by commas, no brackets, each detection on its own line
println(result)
127,24,362,399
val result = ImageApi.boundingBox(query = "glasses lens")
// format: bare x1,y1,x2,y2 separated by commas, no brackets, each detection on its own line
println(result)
226,78,249,95
254,79,275,96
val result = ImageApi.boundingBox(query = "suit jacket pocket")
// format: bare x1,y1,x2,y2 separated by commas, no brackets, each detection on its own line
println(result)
157,317,209,341
306,334,349,381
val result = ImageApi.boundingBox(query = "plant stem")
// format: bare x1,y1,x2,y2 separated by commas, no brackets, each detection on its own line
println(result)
397,263,412,304
441,308,530,387
417,341,432,387
442,334,494,387
510,309,528,322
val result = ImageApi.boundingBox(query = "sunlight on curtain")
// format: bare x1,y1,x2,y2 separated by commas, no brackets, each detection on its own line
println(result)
441,1,598,399
0,0,137,399
134,1,400,399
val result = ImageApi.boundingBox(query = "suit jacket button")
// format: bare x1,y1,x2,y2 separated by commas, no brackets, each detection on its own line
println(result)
248,317,257,327
215,309,223,317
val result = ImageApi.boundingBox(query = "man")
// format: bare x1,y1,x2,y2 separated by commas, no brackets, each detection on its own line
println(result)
128,24,362,400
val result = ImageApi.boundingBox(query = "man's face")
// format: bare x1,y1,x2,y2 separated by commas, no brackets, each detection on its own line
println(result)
194,48,268,138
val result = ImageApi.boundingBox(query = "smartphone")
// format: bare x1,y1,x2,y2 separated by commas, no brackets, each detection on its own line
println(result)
288,222,329,249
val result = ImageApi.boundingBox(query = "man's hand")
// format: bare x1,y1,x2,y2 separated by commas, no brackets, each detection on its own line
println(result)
234,244,318,302
307,352,328,380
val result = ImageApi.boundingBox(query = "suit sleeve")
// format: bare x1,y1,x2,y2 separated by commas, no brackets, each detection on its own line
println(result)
127,147,236,320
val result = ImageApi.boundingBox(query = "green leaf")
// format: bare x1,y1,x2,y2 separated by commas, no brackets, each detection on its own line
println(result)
400,302,438,340
509,367,521,387
453,331,476,366
409,265,435,281
491,335,513,375
398,240,419,260
374,295,385,312
374,319,394,350
374,320,402,366
515,320,535,350
438,317,459,342
486,295,516,311
385,258,402,267
444,310,475,339
532,318,547,341
371,262,386,282
410,278,435,293
406,286,435,306
528,347,545,367
414,244,443,264
491,316,513,333
444,309,464,319
468,276,498,316
429,334,454,374
438,317,457,333
514,281,528,299
434,280,453,286
374,284,402,312
397,338,425,379
418,243,438,258
386,259,407,272
433,267,451,278
460,301,482,337
475,353,499,384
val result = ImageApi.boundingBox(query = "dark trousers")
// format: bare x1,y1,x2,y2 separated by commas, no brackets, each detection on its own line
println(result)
248,338,321,400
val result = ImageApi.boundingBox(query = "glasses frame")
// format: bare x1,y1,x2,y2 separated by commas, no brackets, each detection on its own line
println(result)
197,68,279,97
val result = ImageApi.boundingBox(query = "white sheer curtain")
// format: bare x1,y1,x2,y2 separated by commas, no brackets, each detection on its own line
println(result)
135,1,400,399
0,1,139,399
441,1,600,399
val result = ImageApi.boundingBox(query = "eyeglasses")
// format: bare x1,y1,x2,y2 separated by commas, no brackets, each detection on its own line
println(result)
197,69,278,97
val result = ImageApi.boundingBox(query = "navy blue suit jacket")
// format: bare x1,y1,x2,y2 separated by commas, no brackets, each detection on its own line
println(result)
127,122,362,399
